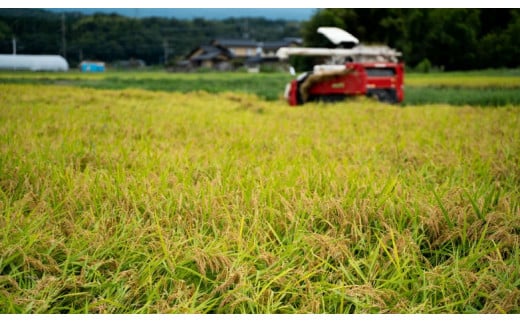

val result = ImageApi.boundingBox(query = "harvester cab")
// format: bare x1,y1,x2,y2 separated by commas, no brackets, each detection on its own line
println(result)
277,27,404,105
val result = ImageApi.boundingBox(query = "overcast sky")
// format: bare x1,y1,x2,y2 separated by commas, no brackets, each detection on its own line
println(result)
47,8,317,20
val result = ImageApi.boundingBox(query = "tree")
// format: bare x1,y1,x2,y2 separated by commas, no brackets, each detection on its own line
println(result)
423,9,480,70
0,20,10,40
302,8,520,70
301,9,345,48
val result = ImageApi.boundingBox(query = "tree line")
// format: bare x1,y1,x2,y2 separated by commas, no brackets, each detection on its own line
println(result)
0,9,301,67
301,9,520,71
0,9,519,71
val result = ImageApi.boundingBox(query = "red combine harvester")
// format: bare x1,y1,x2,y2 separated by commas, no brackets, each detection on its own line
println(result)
277,27,404,105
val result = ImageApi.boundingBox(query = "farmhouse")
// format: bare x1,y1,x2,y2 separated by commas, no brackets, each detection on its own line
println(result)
185,45,234,70
183,37,302,71
211,39,260,58
0,54,69,71
245,38,303,72
260,38,302,58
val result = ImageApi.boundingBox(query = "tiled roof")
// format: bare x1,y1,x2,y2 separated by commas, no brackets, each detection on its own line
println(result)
191,51,222,61
283,37,303,44
212,39,259,47
261,41,292,50
188,45,234,61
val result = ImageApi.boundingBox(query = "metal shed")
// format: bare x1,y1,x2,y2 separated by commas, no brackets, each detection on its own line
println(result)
0,54,69,71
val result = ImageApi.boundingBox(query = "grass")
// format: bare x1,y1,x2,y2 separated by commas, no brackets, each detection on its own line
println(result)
2,69,520,105
404,87,520,106
406,69,520,88
1,83,519,313
404,70,520,106
0,71,294,101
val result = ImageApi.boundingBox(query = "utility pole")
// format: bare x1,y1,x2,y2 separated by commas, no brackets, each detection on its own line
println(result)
12,36,16,55
61,13,67,58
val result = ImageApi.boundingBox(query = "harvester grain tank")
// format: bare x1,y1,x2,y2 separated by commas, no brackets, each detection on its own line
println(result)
277,27,404,105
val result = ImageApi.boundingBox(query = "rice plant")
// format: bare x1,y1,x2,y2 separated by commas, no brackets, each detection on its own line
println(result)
0,84,519,313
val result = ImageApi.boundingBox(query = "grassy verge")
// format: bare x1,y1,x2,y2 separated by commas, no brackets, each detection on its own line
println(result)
0,71,293,101
2,70,520,106
404,87,520,106
406,69,520,88
1,84,519,313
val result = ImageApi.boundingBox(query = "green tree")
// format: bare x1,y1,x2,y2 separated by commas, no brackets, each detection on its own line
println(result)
423,9,480,70
0,20,10,40
297,9,347,71
301,8,520,70
301,9,345,47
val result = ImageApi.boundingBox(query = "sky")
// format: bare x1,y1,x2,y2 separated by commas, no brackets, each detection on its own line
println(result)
47,8,317,21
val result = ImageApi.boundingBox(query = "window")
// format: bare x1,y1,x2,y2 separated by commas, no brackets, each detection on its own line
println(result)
365,68,396,77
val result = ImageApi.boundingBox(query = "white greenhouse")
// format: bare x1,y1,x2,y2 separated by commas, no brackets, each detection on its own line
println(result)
0,54,69,71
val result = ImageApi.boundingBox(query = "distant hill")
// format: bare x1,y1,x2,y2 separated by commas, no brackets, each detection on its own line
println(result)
47,8,316,21
0,9,303,66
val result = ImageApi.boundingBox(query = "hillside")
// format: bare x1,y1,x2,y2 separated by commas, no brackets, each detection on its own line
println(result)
0,9,302,66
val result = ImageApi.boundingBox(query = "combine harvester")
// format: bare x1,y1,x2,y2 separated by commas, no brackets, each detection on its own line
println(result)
277,27,404,105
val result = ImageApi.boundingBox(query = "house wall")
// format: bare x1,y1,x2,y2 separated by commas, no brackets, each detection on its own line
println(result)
201,60,213,68
262,49,277,57
229,47,256,58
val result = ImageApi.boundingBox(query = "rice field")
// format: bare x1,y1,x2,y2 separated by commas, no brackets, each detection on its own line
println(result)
2,69,520,105
0,74,519,313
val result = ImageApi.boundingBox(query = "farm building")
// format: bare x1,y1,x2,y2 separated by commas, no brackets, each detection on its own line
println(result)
182,37,303,71
211,39,260,58
185,45,234,70
260,38,303,58
80,61,106,72
0,54,69,71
